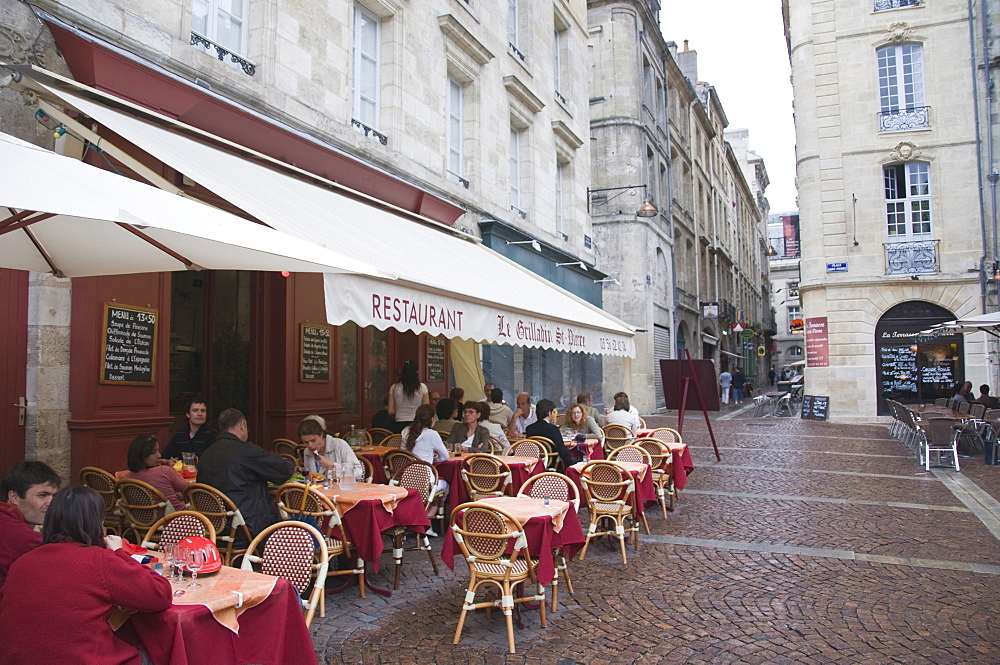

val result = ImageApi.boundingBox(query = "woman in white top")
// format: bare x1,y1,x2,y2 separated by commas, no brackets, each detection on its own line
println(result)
388,361,429,432
401,404,449,533
606,391,641,435
298,416,363,479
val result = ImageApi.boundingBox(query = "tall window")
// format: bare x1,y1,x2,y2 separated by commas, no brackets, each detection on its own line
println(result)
508,0,520,54
788,345,804,357
555,162,565,236
553,29,564,102
192,0,247,54
884,162,931,239
877,44,928,131
510,128,522,214
447,77,463,183
352,5,380,128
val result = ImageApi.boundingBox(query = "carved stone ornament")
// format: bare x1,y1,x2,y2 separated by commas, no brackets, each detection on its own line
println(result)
889,141,922,162
0,25,30,62
886,22,913,44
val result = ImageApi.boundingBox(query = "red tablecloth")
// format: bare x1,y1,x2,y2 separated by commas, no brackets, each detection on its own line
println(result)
119,577,317,665
563,438,605,461
565,462,657,518
436,455,543,507
634,433,695,491
325,486,429,572
440,499,585,586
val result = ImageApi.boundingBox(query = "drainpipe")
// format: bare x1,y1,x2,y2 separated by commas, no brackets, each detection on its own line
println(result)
967,0,990,314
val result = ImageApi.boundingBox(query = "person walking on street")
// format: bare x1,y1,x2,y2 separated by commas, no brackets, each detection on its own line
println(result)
719,368,732,405
732,367,746,404
768,367,776,387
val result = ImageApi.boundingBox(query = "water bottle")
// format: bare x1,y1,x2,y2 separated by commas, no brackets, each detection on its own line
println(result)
543,493,550,507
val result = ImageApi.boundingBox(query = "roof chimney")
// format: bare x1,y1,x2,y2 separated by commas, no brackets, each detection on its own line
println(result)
683,40,689,52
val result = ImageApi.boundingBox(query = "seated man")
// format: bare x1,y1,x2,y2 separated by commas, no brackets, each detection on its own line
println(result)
487,388,513,427
162,398,218,460
973,385,999,409
524,399,572,469
196,408,294,547
1,461,61,588
577,392,600,421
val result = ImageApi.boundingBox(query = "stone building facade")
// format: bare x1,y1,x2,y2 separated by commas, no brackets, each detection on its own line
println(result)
783,0,999,420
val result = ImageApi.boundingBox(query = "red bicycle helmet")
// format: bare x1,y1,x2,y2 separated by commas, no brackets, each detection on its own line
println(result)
175,536,223,574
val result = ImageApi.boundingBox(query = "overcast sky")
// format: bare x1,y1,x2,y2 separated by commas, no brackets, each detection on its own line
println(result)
659,0,798,213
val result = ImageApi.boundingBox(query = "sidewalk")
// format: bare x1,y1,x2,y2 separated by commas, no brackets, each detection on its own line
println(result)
311,416,1000,664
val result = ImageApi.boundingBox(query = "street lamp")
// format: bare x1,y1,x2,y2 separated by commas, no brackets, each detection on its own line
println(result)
587,185,659,217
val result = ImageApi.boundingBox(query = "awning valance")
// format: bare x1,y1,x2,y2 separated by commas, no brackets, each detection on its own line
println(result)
27,71,635,356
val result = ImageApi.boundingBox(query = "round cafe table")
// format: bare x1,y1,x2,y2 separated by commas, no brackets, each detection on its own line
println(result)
436,454,544,507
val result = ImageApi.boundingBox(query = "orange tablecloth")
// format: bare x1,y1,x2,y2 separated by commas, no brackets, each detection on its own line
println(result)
478,495,569,532
317,482,409,514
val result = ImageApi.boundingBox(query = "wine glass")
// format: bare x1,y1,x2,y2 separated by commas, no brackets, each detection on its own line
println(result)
187,548,206,588
161,542,175,582
167,543,184,584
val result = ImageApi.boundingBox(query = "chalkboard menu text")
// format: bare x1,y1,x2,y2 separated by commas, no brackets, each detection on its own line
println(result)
100,303,157,386
426,337,446,382
300,324,332,383
800,395,829,421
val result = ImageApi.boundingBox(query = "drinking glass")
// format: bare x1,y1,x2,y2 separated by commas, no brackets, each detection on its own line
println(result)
187,549,206,588
160,543,174,580
167,544,184,584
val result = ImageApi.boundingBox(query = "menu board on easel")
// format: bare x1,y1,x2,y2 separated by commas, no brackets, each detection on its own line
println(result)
100,303,157,386
800,395,829,421
300,324,332,383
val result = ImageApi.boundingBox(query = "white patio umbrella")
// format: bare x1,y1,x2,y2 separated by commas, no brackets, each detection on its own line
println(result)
920,312,1000,339
0,131,391,279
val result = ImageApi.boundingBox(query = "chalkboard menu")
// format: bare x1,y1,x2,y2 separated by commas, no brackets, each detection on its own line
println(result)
878,345,918,396
100,303,157,386
800,395,829,421
426,337,446,382
300,324,332,383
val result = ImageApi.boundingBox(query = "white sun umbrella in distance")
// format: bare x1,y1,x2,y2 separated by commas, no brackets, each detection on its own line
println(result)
0,132,392,279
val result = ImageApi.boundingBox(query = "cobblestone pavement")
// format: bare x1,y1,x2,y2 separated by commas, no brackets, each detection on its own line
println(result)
310,411,1000,664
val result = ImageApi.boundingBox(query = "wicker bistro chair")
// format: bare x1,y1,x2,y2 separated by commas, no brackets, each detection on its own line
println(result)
517,472,580,611
272,438,305,463
141,510,217,551
923,418,961,471
601,424,632,455
80,466,124,536
356,454,375,483
183,483,254,566
635,438,675,516
385,461,442,589
116,479,170,544
460,454,513,501
276,483,366,606
527,436,559,470
381,433,404,449
607,446,652,534
508,439,543,460
449,502,546,654
383,449,418,482
485,436,506,454
577,461,639,565
367,428,393,445
241,520,329,628
647,427,682,444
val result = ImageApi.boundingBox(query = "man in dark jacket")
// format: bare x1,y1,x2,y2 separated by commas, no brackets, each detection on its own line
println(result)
196,408,293,547
525,399,572,469
1,461,61,588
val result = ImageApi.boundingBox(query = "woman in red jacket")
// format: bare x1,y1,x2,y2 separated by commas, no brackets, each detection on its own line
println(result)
0,485,173,665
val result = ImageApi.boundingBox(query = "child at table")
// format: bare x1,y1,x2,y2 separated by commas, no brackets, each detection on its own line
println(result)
401,404,449,535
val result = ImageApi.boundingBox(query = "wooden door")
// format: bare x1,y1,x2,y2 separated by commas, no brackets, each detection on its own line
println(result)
0,269,28,471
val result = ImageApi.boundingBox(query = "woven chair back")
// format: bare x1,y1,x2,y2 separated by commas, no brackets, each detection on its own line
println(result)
648,427,682,444
390,460,437,506
80,467,118,513
609,445,652,465
368,428,393,445
272,438,303,460
462,454,511,497
356,454,374,483
143,510,216,550
517,472,579,509
384,449,418,478
451,504,524,562
581,462,633,502
116,479,168,528
381,433,404,448
636,439,671,471
509,439,542,458
254,522,327,593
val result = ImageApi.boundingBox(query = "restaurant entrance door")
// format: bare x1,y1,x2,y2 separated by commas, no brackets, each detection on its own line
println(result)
0,269,28,472
875,301,963,415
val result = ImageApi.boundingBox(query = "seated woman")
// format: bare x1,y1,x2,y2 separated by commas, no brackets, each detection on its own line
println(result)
0,486,172,665
125,434,188,512
447,401,491,453
298,415,363,480
606,391,641,435
401,404,449,534
559,401,605,446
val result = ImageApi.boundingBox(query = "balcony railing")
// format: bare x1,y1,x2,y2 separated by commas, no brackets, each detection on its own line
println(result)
508,42,526,63
884,239,939,275
873,0,920,10
190,32,256,76
350,119,388,146
878,106,930,132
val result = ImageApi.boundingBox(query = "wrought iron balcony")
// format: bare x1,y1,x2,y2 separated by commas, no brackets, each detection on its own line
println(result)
878,106,930,132
350,119,388,146
884,239,939,275
555,90,567,106
508,42,526,63
873,0,921,10
190,32,256,76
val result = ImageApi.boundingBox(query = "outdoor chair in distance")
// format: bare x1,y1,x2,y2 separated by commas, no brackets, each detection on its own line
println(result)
934,398,948,407
527,436,559,469
241,520,329,628
635,438,675,515
272,438,304,463
577,461,638,565
386,460,442,589
141,510,217,551
80,466,123,536
508,439,543,460
601,424,632,455
647,427,682,444
383,448,418,482
356,454,375,483
183,483,254,566
367,427,393,445
460,454,512,501
449,502,546,654
517,472,579,611
485,436,505,454
923,418,961,471
116,478,170,544
381,433,404,449
275,482,365,604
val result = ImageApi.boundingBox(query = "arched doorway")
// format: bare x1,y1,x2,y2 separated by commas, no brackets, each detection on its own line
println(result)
875,301,963,415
